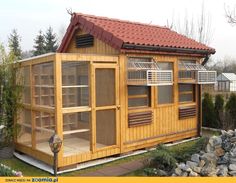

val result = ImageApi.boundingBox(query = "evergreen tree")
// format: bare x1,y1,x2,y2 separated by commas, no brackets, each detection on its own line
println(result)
8,29,22,60
33,30,45,56
202,93,216,128
214,94,224,128
226,93,236,128
44,26,58,53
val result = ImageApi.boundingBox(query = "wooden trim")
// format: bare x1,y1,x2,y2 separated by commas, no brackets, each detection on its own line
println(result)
15,143,53,165
54,54,63,167
60,53,118,63
128,94,149,99
119,54,126,152
62,107,91,114
20,54,56,66
124,128,197,145
30,105,55,113
95,105,117,111
91,62,96,153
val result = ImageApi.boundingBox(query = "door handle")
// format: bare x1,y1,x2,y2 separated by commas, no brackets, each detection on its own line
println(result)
117,105,120,110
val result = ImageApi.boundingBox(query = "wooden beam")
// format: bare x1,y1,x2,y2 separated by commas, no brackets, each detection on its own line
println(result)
54,54,63,167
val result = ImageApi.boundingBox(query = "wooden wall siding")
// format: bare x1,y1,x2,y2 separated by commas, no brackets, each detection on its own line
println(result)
122,54,199,149
66,30,119,55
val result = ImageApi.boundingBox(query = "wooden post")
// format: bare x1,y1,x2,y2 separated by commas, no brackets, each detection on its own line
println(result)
54,54,63,167
30,64,36,149
119,54,126,153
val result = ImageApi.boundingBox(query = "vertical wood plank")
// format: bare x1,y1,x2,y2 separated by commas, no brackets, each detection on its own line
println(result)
54,54,63,167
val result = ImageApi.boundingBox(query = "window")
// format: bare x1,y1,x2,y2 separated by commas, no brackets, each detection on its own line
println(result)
158,85,173,104
62,62,89,108
179,84,195,102
128,86,151,108
32,62,54,107
157,62,173,104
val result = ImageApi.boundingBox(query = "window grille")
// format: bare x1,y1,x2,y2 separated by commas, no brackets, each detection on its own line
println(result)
127,59,173,86
178,61,216,84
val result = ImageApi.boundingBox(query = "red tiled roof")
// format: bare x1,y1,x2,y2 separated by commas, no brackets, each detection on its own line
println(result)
58,13,215,55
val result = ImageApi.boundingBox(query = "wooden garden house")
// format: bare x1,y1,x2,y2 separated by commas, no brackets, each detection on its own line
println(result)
15,13,216,170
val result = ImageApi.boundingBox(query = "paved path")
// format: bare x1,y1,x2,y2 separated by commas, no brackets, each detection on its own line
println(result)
80,159,145,176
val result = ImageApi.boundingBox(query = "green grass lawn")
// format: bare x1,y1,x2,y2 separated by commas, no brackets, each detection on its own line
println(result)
0,138,205,177
0,151,151,177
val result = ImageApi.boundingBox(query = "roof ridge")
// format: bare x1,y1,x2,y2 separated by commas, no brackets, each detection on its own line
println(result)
75,12,169,30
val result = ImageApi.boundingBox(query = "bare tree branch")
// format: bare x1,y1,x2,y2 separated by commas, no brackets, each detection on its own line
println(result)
166,1,213,45
225,4,236,25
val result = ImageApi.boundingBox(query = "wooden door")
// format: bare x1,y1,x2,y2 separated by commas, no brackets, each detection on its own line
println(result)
92,64,120,151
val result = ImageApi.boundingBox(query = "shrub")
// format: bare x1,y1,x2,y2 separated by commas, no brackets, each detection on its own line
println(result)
202,93,217,128
170,137,207,162
0,44,22,147
225,93,236,128
150,145,177,172
214,94,224,128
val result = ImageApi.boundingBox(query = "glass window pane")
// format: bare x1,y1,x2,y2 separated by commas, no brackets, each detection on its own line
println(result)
179,84,195,102
17,109,32,146
158,62,173,70
128,86,150,107
96,110,116,148
158,85,173,104
63,112,91,156
21,66,31,104
179,94,193,102
128,86,149,95
96,69,115,107
32,62,54,107
35,112,55,155
62,62,89,108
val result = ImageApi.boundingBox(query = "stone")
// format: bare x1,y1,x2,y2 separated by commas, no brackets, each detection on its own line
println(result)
209,136,222,147
185,168,192,173
230,147,236,157
186,161,198,169
217,156,229,165
178,163,189,171
191,154,200,163
201,153,218,164
228,130,234,137
217,165,228,177
200,163,216,176
222,130,234,137
229,164,236,171
222,140,232,152
214,147,225,157
181,171,188,177
229,157,236,164
229,170,236,176
206,143,214,153
175,167,182,176
189,170,199,177
230,137,236,143
199,160,206,168
156,169,168,176
192,166,202,174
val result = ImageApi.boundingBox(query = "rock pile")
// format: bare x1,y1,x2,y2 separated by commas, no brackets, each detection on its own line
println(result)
173,130,236,176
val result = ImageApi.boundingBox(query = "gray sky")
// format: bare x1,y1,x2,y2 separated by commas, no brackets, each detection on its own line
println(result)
0,0,235,60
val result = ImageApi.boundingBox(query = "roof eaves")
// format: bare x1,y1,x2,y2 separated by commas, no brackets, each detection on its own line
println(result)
122,43,215,55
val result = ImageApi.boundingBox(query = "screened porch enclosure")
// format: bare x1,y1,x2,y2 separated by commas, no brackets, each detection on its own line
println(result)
16,53,119,166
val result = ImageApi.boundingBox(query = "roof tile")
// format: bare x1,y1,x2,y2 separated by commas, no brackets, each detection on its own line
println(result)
58,13,215,54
